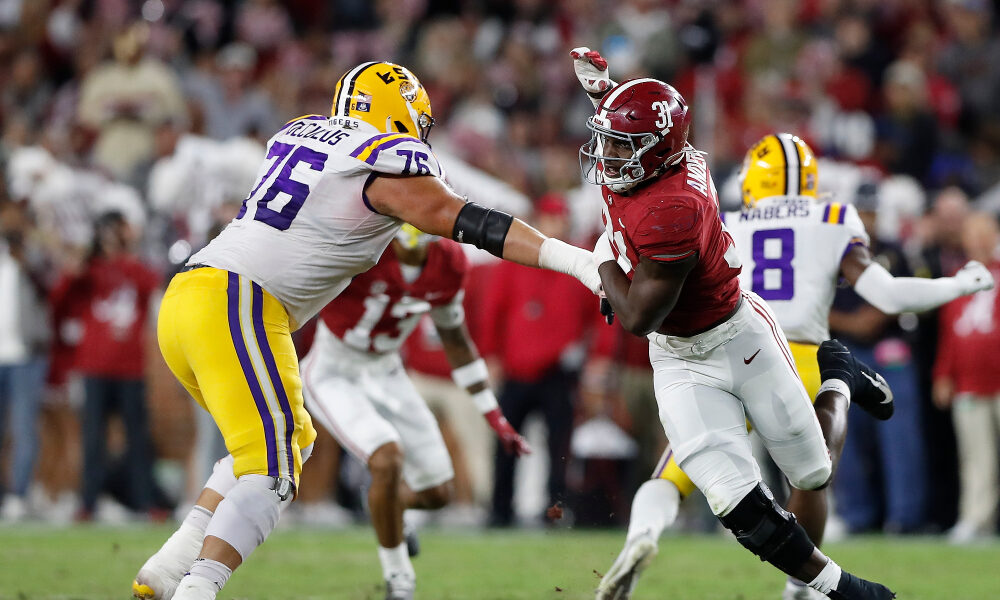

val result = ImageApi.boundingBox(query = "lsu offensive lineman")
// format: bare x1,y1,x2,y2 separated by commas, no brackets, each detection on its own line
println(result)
131,61,601,600
598,131,996,600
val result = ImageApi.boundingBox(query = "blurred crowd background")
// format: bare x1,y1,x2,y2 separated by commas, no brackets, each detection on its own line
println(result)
1,0,999,544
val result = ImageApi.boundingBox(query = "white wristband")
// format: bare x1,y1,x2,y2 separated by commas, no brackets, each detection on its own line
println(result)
452,358,489,389
471,389,499,413
818,379,852,405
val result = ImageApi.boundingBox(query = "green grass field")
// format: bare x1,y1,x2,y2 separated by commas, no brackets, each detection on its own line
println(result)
0,525,997,599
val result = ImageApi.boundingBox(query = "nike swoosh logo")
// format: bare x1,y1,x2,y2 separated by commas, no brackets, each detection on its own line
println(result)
744,349,761,365
861,372,892,403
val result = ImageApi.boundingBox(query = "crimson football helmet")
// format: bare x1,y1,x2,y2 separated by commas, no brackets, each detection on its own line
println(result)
580,78,692,192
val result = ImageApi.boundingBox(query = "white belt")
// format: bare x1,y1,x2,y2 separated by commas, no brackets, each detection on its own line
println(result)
647,300,748,358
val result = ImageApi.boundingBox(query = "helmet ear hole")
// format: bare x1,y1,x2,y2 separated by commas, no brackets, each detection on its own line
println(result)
393,120,410,134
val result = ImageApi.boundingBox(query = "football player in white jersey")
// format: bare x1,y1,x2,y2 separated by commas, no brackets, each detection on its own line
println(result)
132,61,601,600
598,131,995,600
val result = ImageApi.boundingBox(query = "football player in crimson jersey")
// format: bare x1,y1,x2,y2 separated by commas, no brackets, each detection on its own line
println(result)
570,48,895,600
614,133,994,600
300,225,529,599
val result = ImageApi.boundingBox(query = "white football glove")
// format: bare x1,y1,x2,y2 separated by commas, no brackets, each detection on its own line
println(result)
954,260,995,295
593,231,616,266
539,238,603,295
570,46,616,107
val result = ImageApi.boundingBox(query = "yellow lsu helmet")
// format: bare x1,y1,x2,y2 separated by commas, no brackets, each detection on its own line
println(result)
331,62,435,143
739,132,818,208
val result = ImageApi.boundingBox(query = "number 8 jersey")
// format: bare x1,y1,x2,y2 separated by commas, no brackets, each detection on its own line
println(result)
190,114,443,329
722,196,869,345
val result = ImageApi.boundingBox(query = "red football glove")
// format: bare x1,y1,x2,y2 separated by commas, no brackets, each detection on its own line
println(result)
484,408,532,456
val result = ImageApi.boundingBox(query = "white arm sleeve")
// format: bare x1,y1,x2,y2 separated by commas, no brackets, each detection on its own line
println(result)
853,262,963,314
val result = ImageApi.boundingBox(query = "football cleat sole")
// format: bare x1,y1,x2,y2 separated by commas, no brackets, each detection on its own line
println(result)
596,533,658,600
132,579,156,599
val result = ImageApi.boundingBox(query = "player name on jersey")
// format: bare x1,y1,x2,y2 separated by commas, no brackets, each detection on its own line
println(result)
684,150,710,197
736,197,813,222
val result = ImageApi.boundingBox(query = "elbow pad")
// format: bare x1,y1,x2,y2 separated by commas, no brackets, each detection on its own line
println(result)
853,262,962,314
452,202,514,258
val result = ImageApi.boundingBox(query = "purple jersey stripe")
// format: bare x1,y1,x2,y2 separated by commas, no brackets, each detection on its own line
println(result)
349,133,398,158
365,137,411,166
822,204,831,222
361,172,382,215
837,208,846,224
250,282,297,483
227,272,279,478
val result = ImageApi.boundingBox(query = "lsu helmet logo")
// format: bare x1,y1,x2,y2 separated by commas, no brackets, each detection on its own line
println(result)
739,133,818,209
399,81,417,103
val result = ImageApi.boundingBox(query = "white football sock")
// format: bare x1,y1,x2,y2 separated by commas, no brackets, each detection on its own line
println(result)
378,542,415,581
808,558,843,595
174,572,219,600
187,558,232,590
626,479,681,542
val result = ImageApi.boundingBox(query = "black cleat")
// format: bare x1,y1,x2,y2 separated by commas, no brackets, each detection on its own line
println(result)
827,571,896,600
818,339,894,421
404,523,420,558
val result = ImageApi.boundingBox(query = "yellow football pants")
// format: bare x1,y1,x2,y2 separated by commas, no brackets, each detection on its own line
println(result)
654,342,821,497
158,267,317,488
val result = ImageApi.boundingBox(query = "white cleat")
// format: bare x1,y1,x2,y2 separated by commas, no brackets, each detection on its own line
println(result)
384,572,416,600
596,531,658,600
133,568,180,600
132,522,205,599
783,579,825,600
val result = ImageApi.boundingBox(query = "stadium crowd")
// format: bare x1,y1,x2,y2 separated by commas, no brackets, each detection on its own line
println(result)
0,0,999,544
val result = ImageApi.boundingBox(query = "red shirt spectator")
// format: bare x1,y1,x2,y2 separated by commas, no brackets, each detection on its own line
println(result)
934,259,1000,396
60,255,159,379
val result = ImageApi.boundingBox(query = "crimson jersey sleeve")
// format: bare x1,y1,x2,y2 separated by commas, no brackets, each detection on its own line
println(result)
430,241,469,307
632,198,703,263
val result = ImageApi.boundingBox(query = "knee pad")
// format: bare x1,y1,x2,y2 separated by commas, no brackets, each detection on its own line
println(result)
205,454,237,497
203,474,289,560
717,483,815,575
789,461,832,492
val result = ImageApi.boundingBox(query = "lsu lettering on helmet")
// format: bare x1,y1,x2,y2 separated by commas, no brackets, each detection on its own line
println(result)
580,78,692,193
739,133,818,208
331,62,435,142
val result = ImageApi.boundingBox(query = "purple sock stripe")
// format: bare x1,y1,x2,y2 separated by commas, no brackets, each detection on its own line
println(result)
226,272,279,478
364,137,411,166
652,449,673,479
250,282,296,482
349,133,398,158
822,204,831,223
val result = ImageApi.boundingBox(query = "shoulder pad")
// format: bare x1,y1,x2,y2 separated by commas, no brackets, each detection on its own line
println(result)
636,198,702,237
277,114,326,132
348,133,443,177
